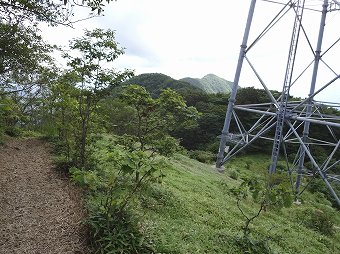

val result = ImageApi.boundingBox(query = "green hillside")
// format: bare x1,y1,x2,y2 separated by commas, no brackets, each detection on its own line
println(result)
122,73,202,97
181,74,234,94
122,73,234,96
141,155,340,253
77,135,340,253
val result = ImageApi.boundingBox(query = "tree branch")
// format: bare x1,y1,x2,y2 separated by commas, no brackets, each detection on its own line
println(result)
0,85,35,96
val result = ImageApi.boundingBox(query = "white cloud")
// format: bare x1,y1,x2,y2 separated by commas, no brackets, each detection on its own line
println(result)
39,0,340,102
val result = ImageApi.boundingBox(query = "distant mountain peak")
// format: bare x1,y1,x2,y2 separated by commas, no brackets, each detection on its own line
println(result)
123,73,202,97
203,73,218,78
123,73,234,96
180,74,233,94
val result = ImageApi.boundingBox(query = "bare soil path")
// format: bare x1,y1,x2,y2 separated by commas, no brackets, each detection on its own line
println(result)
0,138,90,254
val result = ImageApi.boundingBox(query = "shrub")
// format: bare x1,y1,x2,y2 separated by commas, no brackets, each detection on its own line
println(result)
53,155,75,175
244,160,254,170
4,126,22,137
307,178,328,194
230,175,292,249
150,135,180,156
304,208,335,236
298,206,335,236
189,150,215,163
71,142,169,253
21,130,42,137
229,169,240,180
88,208,154,254
276,163,286,172
307,178,340,209
235,236,271,254
205,140,220,154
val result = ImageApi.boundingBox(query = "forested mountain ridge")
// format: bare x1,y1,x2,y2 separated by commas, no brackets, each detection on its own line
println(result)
180,73,234,94
122,73,234,96
122,73,202,97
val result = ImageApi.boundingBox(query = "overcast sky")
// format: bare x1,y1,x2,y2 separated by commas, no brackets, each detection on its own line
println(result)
40,0,340,102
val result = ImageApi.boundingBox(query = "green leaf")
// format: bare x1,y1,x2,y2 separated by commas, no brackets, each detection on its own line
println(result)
121,164,134,174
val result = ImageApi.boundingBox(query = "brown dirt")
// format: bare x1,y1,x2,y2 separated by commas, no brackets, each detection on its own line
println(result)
0,138,91,254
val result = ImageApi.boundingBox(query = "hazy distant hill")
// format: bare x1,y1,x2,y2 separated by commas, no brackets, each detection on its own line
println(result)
181,74,233,94
123,73,202,97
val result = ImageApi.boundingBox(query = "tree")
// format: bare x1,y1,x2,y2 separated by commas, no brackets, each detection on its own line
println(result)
171,92,229,151
231,174,293,253
46,72,80,159
0,0,117,25
0,0,118,87
64,28,133,168
0,93,22,138
118,85,199,153
0,22,52,82
0,65,58,139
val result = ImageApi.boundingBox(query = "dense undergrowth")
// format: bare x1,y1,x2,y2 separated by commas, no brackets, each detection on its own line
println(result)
67,134,339,254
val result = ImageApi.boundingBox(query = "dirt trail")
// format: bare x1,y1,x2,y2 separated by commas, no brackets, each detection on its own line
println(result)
0,138,90,254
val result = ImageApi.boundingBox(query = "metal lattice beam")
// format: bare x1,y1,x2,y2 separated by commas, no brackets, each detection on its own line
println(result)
216,0,340,207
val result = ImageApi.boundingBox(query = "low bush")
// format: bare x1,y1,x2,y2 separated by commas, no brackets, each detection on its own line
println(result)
307,178,340,209
53,155,75,175
21,130,42,137
229,169,240,180
4,126,22,137
70,138,171,253
87,207,153,254
244,160,253,170
235,236,271,254
140,184,177,211
189,150,215,163
295,207,336,236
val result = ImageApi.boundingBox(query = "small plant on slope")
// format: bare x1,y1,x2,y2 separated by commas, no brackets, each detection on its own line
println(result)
230,173,293,253
71,137,172,253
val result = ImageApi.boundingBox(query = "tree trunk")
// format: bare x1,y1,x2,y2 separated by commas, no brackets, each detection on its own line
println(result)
79,96,91,169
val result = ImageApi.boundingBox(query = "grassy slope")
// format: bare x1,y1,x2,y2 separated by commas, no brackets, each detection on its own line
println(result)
136,154,340,253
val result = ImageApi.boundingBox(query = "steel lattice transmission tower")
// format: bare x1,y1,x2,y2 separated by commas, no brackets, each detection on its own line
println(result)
216,0,340,207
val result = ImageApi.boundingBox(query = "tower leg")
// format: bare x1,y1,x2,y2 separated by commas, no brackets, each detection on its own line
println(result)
288,122,340,207
216,0,257,168
269,0,305,174
295,0,329,197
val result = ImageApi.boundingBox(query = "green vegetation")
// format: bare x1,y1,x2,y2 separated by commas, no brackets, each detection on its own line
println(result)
70,135,169,253
62,28,133,168
1,1,339,253
181,73,234,94
123,73,234,97
122,73,203,97
71,135,340,253
0,0,116,25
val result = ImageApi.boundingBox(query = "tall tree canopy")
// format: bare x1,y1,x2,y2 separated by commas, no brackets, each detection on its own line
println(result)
0,23,52,78
0,0,117,87
62,28,133,167
0,0,116,25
